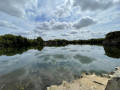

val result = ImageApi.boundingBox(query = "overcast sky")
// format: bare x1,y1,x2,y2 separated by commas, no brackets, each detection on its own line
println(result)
0,0,120,40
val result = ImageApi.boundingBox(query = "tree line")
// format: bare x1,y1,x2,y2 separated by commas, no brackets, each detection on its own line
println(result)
0,34,44,47
45,38,104,46
0,31,120,47
0,34,105,47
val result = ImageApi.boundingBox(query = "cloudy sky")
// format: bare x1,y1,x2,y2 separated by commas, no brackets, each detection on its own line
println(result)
0,0,120,40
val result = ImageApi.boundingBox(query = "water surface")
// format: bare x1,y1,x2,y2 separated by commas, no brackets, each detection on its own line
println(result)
0,45,120,90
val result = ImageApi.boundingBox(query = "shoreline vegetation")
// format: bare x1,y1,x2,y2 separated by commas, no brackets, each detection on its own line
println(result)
0,34,44,47
0,31,120,47
0,31,120,58
0,34,104,47
44,38,104,46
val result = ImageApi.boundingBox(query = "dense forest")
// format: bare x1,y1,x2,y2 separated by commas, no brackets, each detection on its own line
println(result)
0,34,104,47
103,31,120,46
0,34,44,47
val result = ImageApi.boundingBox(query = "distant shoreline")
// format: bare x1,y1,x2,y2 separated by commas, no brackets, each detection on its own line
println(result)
0,31,120,47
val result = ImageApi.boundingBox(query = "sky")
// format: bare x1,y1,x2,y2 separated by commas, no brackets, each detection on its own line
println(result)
0,0,120,40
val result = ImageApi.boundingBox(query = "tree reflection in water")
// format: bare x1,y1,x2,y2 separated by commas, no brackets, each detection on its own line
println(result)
104,46,120,59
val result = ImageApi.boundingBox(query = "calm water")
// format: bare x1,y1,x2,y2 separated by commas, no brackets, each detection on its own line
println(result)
0,45,120,90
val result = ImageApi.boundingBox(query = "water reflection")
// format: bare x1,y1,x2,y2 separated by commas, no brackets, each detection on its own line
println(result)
73,54,96,64
0,45,44,56
1,45,120,59
104,46,120,58
0,45,120,90
0,62,108,90
0,68,34,90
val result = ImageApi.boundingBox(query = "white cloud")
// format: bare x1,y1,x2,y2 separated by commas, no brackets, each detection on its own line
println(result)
52,22,70,30
37,22,51,30
73,17,97,29
61,33,70,36
69,30,78,34
0,20,17,29
80,30,91,33
73,0,119,11
0,0,120,40
0,0,38,18
36,17,97,31
36,20,72,30
90,31,106,38
55,0,72,18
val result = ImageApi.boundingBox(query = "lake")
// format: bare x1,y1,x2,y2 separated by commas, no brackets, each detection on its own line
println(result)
0,45,120,90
